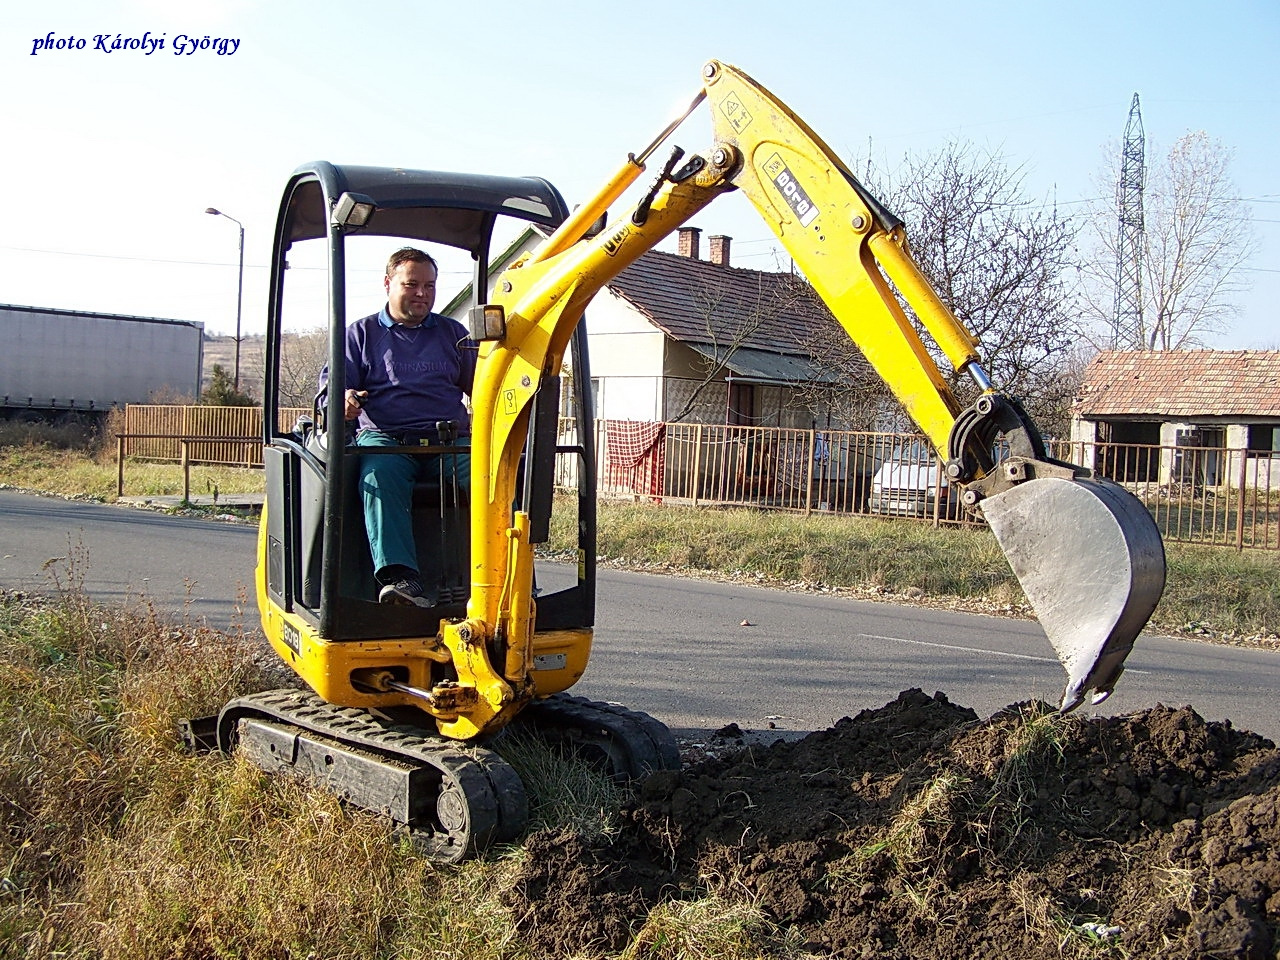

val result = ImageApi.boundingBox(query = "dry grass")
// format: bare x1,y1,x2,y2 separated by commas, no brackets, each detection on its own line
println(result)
557,498,1021,602
1007,875,1130,959
0,572,535,960
620,894,813,960
494,727,625,837
0,438,264,502
984,702,1071,844
849,770,972,886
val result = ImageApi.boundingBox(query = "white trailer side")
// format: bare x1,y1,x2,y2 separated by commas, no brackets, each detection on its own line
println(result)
0,304,204,418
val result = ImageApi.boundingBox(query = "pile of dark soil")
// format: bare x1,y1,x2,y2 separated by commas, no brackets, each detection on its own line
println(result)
506,689,1280,959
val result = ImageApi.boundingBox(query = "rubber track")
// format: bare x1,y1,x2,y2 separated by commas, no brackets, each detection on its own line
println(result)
216,688,527,862
515,694,681,779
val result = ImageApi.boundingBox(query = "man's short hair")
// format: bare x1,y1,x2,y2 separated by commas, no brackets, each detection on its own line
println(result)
386,247,438,277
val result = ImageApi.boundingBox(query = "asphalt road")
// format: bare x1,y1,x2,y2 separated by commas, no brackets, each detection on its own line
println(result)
2,489,1277,740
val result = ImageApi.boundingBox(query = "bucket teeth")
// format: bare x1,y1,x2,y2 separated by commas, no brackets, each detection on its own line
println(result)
980,477,1165,712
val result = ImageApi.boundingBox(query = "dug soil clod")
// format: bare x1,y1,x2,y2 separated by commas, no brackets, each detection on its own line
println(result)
506,689,1280,959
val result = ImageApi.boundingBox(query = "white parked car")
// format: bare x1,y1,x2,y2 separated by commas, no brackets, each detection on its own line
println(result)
869,439,956,518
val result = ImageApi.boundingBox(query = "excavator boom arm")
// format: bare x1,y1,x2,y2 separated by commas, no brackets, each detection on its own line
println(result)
453,60,1164,725
701,61,977,454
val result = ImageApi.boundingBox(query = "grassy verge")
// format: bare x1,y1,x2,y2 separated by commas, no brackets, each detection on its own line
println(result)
552,499,1280,643
0,439,265,503
2,438,1278,640
0,585,508,960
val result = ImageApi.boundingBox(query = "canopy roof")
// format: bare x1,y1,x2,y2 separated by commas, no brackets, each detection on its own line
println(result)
282,162,569,255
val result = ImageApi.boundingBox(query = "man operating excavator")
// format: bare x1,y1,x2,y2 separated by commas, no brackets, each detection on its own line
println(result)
324,246,475,607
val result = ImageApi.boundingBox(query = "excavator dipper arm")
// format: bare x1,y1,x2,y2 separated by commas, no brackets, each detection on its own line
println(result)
696,61,1166,710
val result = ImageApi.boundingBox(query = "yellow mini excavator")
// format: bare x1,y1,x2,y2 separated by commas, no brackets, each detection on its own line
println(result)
189,61,1165,861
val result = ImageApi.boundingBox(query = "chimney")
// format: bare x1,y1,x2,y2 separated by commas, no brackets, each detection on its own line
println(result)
708,234,731,267
677,226,701,260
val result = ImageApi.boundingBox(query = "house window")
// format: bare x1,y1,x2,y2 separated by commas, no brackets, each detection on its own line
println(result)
1248,425,1280,453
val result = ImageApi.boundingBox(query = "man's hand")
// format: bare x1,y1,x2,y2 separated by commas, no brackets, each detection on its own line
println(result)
344,389,368,421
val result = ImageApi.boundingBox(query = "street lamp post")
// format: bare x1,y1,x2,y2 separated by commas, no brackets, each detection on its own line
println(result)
204,207,245,393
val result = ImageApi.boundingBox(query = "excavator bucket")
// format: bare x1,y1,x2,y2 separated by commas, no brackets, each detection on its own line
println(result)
980,477,1166,713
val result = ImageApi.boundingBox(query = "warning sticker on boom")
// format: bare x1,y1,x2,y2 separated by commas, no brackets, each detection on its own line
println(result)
718,91,752,133
763,153,820,227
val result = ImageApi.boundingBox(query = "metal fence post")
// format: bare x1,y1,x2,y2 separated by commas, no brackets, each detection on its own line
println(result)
1237,448,1248,552
804,429,815,516
692,423,703,507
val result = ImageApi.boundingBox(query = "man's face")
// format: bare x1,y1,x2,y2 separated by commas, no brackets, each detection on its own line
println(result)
384,259,437,326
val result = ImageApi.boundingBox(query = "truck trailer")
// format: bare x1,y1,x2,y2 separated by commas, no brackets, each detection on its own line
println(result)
0,303,205,424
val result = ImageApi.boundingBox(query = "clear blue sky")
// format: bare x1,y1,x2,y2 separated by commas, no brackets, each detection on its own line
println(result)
3,0,1276,348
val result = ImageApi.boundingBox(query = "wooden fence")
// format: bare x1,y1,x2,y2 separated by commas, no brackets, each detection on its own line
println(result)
122,405,307,466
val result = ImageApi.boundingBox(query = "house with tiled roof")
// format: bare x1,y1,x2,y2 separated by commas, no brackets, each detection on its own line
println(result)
598,228,877,427
442,225,890,502
445,225,878,429
1071,349,1280,489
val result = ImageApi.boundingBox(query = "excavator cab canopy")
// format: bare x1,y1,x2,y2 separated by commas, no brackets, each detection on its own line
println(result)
277,163,568,250
259,162,594,643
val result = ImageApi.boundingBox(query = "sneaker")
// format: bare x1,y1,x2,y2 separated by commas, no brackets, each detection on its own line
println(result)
378,576,433,607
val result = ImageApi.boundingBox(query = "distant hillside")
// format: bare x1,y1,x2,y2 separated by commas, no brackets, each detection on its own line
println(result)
202,335,266,399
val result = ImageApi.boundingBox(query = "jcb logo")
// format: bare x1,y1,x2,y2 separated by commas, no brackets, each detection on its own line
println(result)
603,223,631,257
776,171,814,220
765,153,820,228
282,621,301,655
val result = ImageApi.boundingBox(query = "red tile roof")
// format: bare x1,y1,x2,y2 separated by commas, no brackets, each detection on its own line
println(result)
1076,350,1280,418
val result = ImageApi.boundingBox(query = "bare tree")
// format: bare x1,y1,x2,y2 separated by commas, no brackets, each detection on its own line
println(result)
664,272,797,424
781,278,897,430
1082,131,1256,349
662,268,887,428
277,327,329,409
865,141,1083,429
